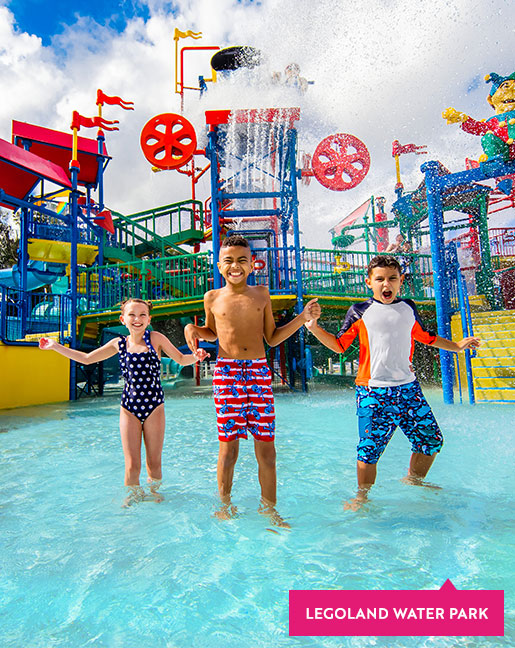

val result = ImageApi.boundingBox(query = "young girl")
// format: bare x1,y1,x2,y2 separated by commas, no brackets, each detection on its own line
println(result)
39,298,208,505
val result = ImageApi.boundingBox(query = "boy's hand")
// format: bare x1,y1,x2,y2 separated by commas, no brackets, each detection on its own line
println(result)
39,337,56,350
302,298,321,323
457,336,480,351
184,324,201,354
304,319,318,331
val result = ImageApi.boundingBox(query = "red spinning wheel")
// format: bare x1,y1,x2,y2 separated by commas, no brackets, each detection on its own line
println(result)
253,258,266,271
312,133,370,191
140,113,197,170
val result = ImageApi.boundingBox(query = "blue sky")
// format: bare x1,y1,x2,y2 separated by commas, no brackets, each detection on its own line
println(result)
7,0,150,45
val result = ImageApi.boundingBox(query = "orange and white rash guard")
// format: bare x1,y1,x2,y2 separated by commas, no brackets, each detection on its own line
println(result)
336,298,437,387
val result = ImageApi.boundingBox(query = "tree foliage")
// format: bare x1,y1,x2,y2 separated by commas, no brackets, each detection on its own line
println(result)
0,210,19,269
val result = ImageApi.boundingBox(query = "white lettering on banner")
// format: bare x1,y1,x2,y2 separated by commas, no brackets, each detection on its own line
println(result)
450,608,489,620
394,608,445,620
305,608,389,620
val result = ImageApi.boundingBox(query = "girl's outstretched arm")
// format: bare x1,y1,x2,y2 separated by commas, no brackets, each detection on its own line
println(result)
39,337,119,364
151,331,209,366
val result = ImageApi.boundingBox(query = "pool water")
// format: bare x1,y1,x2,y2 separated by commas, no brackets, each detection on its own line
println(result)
0,386,513,647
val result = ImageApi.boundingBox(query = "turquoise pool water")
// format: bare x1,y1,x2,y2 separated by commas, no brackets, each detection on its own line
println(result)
0,386,513,647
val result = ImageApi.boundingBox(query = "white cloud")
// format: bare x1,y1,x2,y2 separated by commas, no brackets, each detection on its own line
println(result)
0,0,514,249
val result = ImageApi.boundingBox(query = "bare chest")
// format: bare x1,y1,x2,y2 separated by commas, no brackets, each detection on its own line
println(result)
212,295,264,328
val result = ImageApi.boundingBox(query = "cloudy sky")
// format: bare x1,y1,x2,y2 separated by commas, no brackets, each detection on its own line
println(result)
1,0,514,248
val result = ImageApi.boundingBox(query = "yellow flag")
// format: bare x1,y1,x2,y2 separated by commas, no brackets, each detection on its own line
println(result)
173,28,202,41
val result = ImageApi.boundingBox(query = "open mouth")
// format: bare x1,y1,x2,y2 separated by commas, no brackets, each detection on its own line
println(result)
382,290,393,300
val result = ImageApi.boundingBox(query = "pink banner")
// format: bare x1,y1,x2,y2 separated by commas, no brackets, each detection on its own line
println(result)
289,580,504,637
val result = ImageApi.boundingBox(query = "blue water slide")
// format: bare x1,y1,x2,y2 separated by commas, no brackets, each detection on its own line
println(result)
0,261,67,290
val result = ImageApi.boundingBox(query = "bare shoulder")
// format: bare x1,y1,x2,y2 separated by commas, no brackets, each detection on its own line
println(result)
252,284,271,306
252,284,270,299
149,330,167,348
204,289,220,306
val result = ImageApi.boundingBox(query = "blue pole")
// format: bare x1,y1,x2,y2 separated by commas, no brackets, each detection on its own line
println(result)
19,207,29,337
288,128,307,392
422,160,454,404
69,160,80,401
207,127,222,288
97,132,105,211
457,271,476,405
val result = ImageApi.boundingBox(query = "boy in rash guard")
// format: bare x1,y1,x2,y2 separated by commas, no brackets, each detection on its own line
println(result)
305,255,480,509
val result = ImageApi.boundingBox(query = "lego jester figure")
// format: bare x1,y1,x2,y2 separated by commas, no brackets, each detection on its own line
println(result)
442,71,515,162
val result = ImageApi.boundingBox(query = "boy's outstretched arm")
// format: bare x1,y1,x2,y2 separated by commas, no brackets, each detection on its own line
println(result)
430,335,480,352
264,296,320,347
304,320,342,354
184,291,218,353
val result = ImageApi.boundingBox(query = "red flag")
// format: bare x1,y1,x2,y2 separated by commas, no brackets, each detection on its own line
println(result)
392,140,427,157
94,209,115,234
465,158,480,169
331,198,372,236
71,111,119,131
96,89,134,110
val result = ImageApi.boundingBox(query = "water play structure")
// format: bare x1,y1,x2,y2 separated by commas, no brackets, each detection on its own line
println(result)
1,38,515,408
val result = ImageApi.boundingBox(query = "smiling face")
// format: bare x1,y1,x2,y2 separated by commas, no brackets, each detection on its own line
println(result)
217,245,254,287
488,79,515,114
366,265,404,304
120,300,151,333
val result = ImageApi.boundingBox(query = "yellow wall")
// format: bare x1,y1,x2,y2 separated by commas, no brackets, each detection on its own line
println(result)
0,343,69,410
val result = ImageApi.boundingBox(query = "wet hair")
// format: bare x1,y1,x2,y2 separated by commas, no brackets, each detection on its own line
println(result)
120,298,152,314
220,235,250,249
367,255,402,277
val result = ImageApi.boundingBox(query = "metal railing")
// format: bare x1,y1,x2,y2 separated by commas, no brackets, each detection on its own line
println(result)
489,227,515,257
119,200,204,240
78,251,212,313
0,286,71,344
29,202,114,247
446,241,475,404
251,246,297,294
300,248,434,300
77,247,437,315
110,200,204,256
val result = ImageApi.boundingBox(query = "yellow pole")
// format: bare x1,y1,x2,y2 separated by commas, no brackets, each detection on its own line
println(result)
174,36,179,94
395,155,401,186
72,128,78,162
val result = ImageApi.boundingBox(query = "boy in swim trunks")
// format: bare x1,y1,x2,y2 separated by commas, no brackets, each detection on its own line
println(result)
185,235,321,523
305,255,480,510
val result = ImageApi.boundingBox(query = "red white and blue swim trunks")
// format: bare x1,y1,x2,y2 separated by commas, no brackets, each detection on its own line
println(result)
213,358,275,442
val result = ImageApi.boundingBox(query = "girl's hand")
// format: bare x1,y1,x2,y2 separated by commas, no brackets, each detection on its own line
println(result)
194,348,210,362
39,337,56,350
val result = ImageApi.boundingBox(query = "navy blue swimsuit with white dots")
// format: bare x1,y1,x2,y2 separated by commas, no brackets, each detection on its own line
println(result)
118,329,164,423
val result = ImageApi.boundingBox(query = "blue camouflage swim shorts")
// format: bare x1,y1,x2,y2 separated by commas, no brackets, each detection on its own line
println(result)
355,381,443,464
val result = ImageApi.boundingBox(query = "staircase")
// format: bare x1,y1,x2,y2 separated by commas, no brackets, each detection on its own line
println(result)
455,309,515,402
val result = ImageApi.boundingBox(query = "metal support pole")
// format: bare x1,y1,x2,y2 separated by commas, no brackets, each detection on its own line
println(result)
289,129,307,392
422,160,454,404
457,271,475,405
69,162,80,401
207,128,222,288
